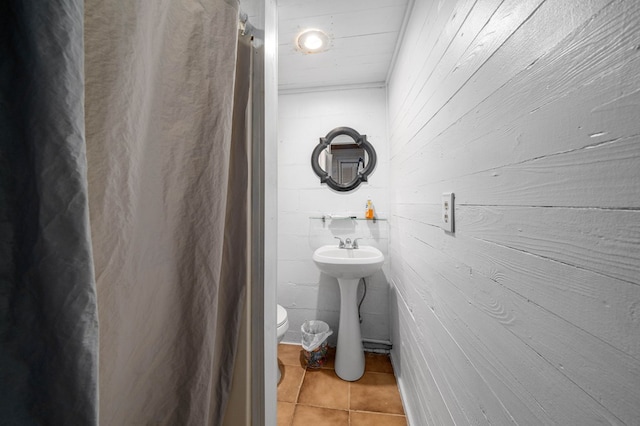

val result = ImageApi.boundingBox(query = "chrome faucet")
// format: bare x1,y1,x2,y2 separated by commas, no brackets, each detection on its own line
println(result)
335,237,364,249
346,238,365,249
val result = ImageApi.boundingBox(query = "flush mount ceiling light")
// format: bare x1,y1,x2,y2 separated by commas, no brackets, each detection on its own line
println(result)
296,29,330,54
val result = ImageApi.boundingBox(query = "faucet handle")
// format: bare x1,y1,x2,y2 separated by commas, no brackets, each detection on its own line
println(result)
334,236,345,248
352,238,364,249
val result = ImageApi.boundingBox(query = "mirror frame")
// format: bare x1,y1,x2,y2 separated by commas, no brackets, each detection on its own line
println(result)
311,126,377,192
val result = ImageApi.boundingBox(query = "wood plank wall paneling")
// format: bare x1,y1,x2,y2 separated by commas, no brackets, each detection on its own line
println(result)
387,0,640,425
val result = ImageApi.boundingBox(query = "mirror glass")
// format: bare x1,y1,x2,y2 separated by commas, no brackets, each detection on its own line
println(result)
311,127,376,192
318,135,368,184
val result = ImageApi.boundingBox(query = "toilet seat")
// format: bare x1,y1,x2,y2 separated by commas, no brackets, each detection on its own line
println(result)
276,304,289,383
277,304,288,328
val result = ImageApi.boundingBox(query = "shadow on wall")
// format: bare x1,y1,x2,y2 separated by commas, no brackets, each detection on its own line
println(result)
315,273,341,347
328,219,357,234
308,217,388,252
388,285,402,377
315,266,391,347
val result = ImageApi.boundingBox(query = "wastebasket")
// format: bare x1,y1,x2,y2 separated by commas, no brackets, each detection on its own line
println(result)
301,320,333,369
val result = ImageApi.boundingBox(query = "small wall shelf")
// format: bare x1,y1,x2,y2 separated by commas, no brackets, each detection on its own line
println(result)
309,216,387,223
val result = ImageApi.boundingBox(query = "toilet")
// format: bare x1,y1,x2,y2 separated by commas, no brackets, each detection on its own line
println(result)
276,304,289,382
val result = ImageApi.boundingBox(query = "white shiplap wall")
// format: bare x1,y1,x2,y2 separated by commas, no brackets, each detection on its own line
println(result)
277,87,391,346
387,0,640,425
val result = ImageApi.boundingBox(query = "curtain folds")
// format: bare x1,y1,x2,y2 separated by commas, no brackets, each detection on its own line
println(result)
2,0,249,424
212,31,253,425
84,0,247,424
0,0,99,424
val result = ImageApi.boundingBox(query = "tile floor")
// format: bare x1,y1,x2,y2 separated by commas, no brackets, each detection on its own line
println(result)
277,344,407,426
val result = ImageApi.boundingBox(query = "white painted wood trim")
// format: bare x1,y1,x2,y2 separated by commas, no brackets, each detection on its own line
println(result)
384,0,415,86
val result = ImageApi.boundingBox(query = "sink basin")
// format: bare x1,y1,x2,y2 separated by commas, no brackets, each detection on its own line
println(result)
312,244,384,381
312,245,384,279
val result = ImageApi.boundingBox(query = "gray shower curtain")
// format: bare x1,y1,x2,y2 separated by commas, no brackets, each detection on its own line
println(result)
2,0,250,424
0,0,98,424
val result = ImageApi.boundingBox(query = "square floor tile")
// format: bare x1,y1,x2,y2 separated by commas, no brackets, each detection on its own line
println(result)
278,344,305,367
292,405,349,426
364,352,394,374
350,411,407,425
297,368,349,409
277,401,295,426
277,346,406,426
278,364,305,403
350,372,404,414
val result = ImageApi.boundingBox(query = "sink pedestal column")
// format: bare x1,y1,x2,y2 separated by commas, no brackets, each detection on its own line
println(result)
335,277,365,381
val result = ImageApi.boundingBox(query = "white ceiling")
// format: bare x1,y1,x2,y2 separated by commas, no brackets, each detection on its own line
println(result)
278,0,410,92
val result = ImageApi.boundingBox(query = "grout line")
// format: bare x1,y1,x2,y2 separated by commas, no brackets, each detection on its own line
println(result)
292,366,305,426
296,366,306,404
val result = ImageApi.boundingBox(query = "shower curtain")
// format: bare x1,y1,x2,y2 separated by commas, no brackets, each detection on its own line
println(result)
0,0,98,424
84,0,250,423
2,0,250,424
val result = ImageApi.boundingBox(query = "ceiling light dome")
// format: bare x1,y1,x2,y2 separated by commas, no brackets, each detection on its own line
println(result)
296,29,330,54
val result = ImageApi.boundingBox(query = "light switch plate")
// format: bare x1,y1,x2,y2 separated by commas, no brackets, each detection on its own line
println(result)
441,192,454,232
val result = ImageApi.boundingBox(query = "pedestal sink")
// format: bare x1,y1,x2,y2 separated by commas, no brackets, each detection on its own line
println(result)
312,244,384,381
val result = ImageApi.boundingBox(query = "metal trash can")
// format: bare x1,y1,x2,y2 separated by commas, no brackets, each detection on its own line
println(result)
301,320,333,369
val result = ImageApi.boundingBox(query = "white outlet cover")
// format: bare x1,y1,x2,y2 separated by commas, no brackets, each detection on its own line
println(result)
441,192,454,233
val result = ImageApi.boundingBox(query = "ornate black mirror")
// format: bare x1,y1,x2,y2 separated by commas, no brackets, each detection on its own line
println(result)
311,127,377,192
